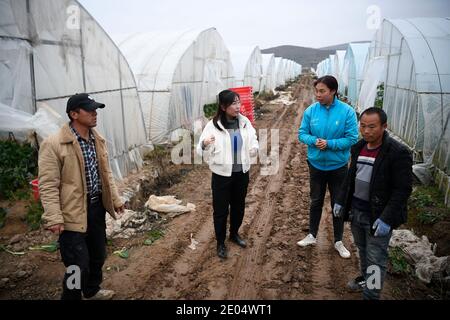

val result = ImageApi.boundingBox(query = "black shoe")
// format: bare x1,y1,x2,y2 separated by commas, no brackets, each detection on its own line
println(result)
347,275,366,292
217,244,227,259
230,234,247,248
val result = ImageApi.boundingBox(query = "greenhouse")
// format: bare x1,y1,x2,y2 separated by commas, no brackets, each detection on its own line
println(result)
270,58,302,88
362,17,450,204
118,28,234,144
341,42,370,105
328,54,336,76
316,58,330,78
285,60,302,81
333,50,346,94
0,0,148,179
230,45,264,92
294,61,303,78
274,57,285,87
285,60,295,81
261,53,276,93
283,60,292,81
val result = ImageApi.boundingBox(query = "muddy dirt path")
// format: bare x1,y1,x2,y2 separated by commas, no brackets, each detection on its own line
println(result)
0,74,399,300
102,75,369,300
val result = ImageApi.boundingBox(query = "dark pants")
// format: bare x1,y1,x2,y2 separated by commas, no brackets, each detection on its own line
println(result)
351,208,392,300
211,171,249,245
59,198,107,300
307,161,347,242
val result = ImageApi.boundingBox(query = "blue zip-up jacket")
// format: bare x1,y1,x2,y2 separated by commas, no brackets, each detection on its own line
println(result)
298,97,358,171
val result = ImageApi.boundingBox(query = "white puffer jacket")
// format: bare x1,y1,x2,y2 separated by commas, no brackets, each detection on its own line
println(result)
196,114,259,177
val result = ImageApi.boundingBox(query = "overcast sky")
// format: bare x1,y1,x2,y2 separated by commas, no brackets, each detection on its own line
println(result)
78,0,450,49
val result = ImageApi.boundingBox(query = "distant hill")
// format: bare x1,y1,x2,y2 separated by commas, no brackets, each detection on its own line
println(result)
261,45,333,70
261,41,370,70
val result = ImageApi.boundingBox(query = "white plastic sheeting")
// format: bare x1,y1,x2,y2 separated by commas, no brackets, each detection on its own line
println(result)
118,28,234,144
284,60,295,81
334,50,346,93
284,60,292,81
297,62,302,77
291,61,301,79
357,56,386,111
285,59,302,81
328,54,336,76
0,103,64,140
341,43,370,105
365,18,450,205
230,46,263,92
261,53,276,92
274,57,285,87
316,58,330,78
0,0,148,180
317,50,348,89
270,58,301,88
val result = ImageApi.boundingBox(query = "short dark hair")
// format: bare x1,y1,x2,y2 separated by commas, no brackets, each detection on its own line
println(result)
68,108,81,121
314,75,338,97
360,107,387,125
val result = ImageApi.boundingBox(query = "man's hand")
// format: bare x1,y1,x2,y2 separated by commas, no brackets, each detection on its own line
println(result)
372,218,391,237
115,204,125,215
333,203,343,218
315,138,327,150
47,223,64,235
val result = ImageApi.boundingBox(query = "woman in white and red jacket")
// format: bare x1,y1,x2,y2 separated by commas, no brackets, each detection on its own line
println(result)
197,90,259,259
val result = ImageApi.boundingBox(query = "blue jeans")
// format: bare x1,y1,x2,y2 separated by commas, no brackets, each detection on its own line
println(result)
350,207,392,300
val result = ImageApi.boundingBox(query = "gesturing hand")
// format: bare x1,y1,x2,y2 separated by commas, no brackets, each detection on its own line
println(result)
203,135,215,147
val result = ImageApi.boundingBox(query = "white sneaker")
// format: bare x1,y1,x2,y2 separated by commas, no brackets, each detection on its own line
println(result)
297,234,317,247
334,241,351,259
84,289,115,300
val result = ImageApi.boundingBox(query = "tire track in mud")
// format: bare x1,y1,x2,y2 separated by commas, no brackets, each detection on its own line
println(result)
227,100,304,299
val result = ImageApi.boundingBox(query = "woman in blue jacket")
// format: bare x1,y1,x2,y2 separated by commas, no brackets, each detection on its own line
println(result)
297,75,358,258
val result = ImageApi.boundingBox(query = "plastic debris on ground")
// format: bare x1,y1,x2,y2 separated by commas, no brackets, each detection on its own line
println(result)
145,195,196,215
390,229,449,284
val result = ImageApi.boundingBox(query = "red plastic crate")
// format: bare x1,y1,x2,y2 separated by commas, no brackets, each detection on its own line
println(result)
30,178,40,201
229,86,255,126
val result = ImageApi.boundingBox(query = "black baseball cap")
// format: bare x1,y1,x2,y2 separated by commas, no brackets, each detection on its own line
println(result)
66,93,105,113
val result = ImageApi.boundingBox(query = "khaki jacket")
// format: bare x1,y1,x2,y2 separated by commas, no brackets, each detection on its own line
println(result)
38,123,123,232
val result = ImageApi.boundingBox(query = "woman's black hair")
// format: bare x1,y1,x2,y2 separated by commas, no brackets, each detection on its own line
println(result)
314,75,339,98
213,90,240,131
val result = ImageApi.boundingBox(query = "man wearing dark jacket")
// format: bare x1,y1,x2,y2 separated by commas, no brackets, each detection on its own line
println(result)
334,107,413,300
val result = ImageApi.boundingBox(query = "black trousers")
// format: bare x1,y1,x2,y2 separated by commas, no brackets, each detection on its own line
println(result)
307,161,348,242
59,199,107,300
211,171,249,245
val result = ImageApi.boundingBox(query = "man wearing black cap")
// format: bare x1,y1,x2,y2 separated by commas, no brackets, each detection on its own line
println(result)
38,93,125,300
